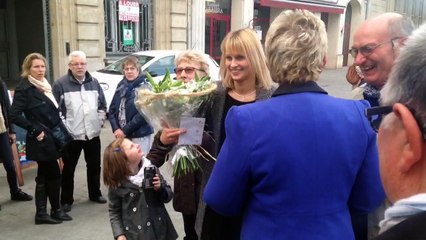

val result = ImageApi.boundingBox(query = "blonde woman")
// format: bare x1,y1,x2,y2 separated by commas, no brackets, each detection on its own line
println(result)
10,53,72,224
195,28,275,239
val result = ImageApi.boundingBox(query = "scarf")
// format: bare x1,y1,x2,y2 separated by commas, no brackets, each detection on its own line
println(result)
28,75,58,108
379,193,426,233
362,83,381,107
117,76,145,98
128,157,153,187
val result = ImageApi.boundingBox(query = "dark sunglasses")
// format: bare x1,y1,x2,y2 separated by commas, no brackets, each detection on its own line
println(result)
174,67,205,75
349,37,400,58
365,105,426,141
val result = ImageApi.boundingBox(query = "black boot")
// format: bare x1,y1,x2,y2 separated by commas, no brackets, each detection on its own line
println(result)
47,179,72,221
35,178,62,225
51,208,72,221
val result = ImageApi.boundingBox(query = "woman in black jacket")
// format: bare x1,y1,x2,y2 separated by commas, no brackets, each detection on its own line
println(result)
9,53,72,224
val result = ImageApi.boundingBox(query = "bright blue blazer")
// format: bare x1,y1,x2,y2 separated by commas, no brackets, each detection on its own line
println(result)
204,82,385,240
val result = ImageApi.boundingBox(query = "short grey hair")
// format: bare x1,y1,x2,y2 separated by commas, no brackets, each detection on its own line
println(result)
265,9,327,84
68,50,87,63
381,22,426,124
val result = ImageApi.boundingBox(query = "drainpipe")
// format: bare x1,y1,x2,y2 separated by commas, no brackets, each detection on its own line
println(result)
365,0,371,19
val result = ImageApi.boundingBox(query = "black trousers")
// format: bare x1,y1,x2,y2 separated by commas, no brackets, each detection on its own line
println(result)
60,137,102,205
0,132,19,194
182,213,198,240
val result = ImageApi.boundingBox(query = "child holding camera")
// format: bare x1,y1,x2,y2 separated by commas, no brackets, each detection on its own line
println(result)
103,138,178,240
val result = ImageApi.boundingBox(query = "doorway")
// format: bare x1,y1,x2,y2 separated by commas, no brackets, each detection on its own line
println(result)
1,0,50,86
205,14,230,62
342,3,353,66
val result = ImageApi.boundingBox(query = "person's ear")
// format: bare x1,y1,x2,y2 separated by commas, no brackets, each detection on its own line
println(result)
393,103,423,172
322,56,327,67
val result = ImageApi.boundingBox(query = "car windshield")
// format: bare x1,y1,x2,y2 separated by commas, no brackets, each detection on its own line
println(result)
98,55,155,74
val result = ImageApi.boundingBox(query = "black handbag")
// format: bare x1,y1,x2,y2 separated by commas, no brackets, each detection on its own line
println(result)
39,120,73,151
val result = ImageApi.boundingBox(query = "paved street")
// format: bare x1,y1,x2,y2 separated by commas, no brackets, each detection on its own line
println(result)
0,67,352,239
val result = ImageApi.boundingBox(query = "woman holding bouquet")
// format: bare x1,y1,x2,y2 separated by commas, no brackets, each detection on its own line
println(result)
108,56,153,153
148,50,210,240
148,28,275,239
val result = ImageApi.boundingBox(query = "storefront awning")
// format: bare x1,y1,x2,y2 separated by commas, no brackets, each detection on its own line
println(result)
260,0,345,14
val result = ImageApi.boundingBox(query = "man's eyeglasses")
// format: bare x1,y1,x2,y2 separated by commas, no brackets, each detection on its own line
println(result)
349,37,400,58
365,106,393,132
365,105,426,141
174,67,205,75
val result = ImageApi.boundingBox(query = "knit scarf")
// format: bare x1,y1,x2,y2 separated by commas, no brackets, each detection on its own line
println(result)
362,83,381,107
117,76,145,98
128,157,153,187
379,193,426,233
28,75,58,108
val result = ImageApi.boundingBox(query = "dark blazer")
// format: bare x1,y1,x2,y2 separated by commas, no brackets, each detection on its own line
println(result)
373,211,426,240
108,174,177,240
108,76,153,138
9,78,61,161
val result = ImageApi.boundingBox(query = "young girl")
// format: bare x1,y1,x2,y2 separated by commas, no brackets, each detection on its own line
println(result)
103,138,178,240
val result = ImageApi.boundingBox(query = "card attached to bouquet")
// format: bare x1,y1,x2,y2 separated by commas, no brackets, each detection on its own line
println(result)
178,117,205,145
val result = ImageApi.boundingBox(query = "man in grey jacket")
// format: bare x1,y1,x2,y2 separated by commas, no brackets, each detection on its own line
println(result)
53,51,107,213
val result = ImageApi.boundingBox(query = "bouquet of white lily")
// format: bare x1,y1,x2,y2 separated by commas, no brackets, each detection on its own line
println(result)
135,69,217,177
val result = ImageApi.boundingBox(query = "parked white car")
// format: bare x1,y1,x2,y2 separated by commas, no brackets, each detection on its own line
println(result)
91,50,220,111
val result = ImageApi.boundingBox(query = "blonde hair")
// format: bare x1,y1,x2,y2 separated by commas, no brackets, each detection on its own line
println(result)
103,138,131,189
220,28,273,90
21,53,47,78
265,9,327,84
175,50,210,75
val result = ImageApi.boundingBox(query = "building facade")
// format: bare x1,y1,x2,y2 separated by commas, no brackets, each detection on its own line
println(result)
1,0,425,86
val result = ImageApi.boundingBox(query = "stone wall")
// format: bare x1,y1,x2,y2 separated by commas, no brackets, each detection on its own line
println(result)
50,0,105,78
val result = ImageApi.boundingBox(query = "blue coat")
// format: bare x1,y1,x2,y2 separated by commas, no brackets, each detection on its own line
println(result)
204,82,385,240
108,76,153,138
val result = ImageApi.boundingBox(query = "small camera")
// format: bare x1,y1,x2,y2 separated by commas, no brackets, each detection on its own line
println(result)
143,166,157,189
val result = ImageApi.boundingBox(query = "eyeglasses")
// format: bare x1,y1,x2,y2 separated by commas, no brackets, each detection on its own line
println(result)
174,67,205,75
365,105,426,141
70,62,87,67
349,37,400,58
365,106,393,132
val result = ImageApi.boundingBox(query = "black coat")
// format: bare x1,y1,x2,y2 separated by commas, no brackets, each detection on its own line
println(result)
9,78,61,161
373,211,426,240
108,176,178,240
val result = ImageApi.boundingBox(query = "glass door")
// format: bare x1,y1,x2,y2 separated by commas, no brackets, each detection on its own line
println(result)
205,14,230,62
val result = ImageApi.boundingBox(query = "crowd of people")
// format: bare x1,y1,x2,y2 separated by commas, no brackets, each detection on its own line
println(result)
1,7,426,240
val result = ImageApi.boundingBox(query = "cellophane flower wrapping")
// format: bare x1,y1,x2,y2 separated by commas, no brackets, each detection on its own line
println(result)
135,79,217,178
